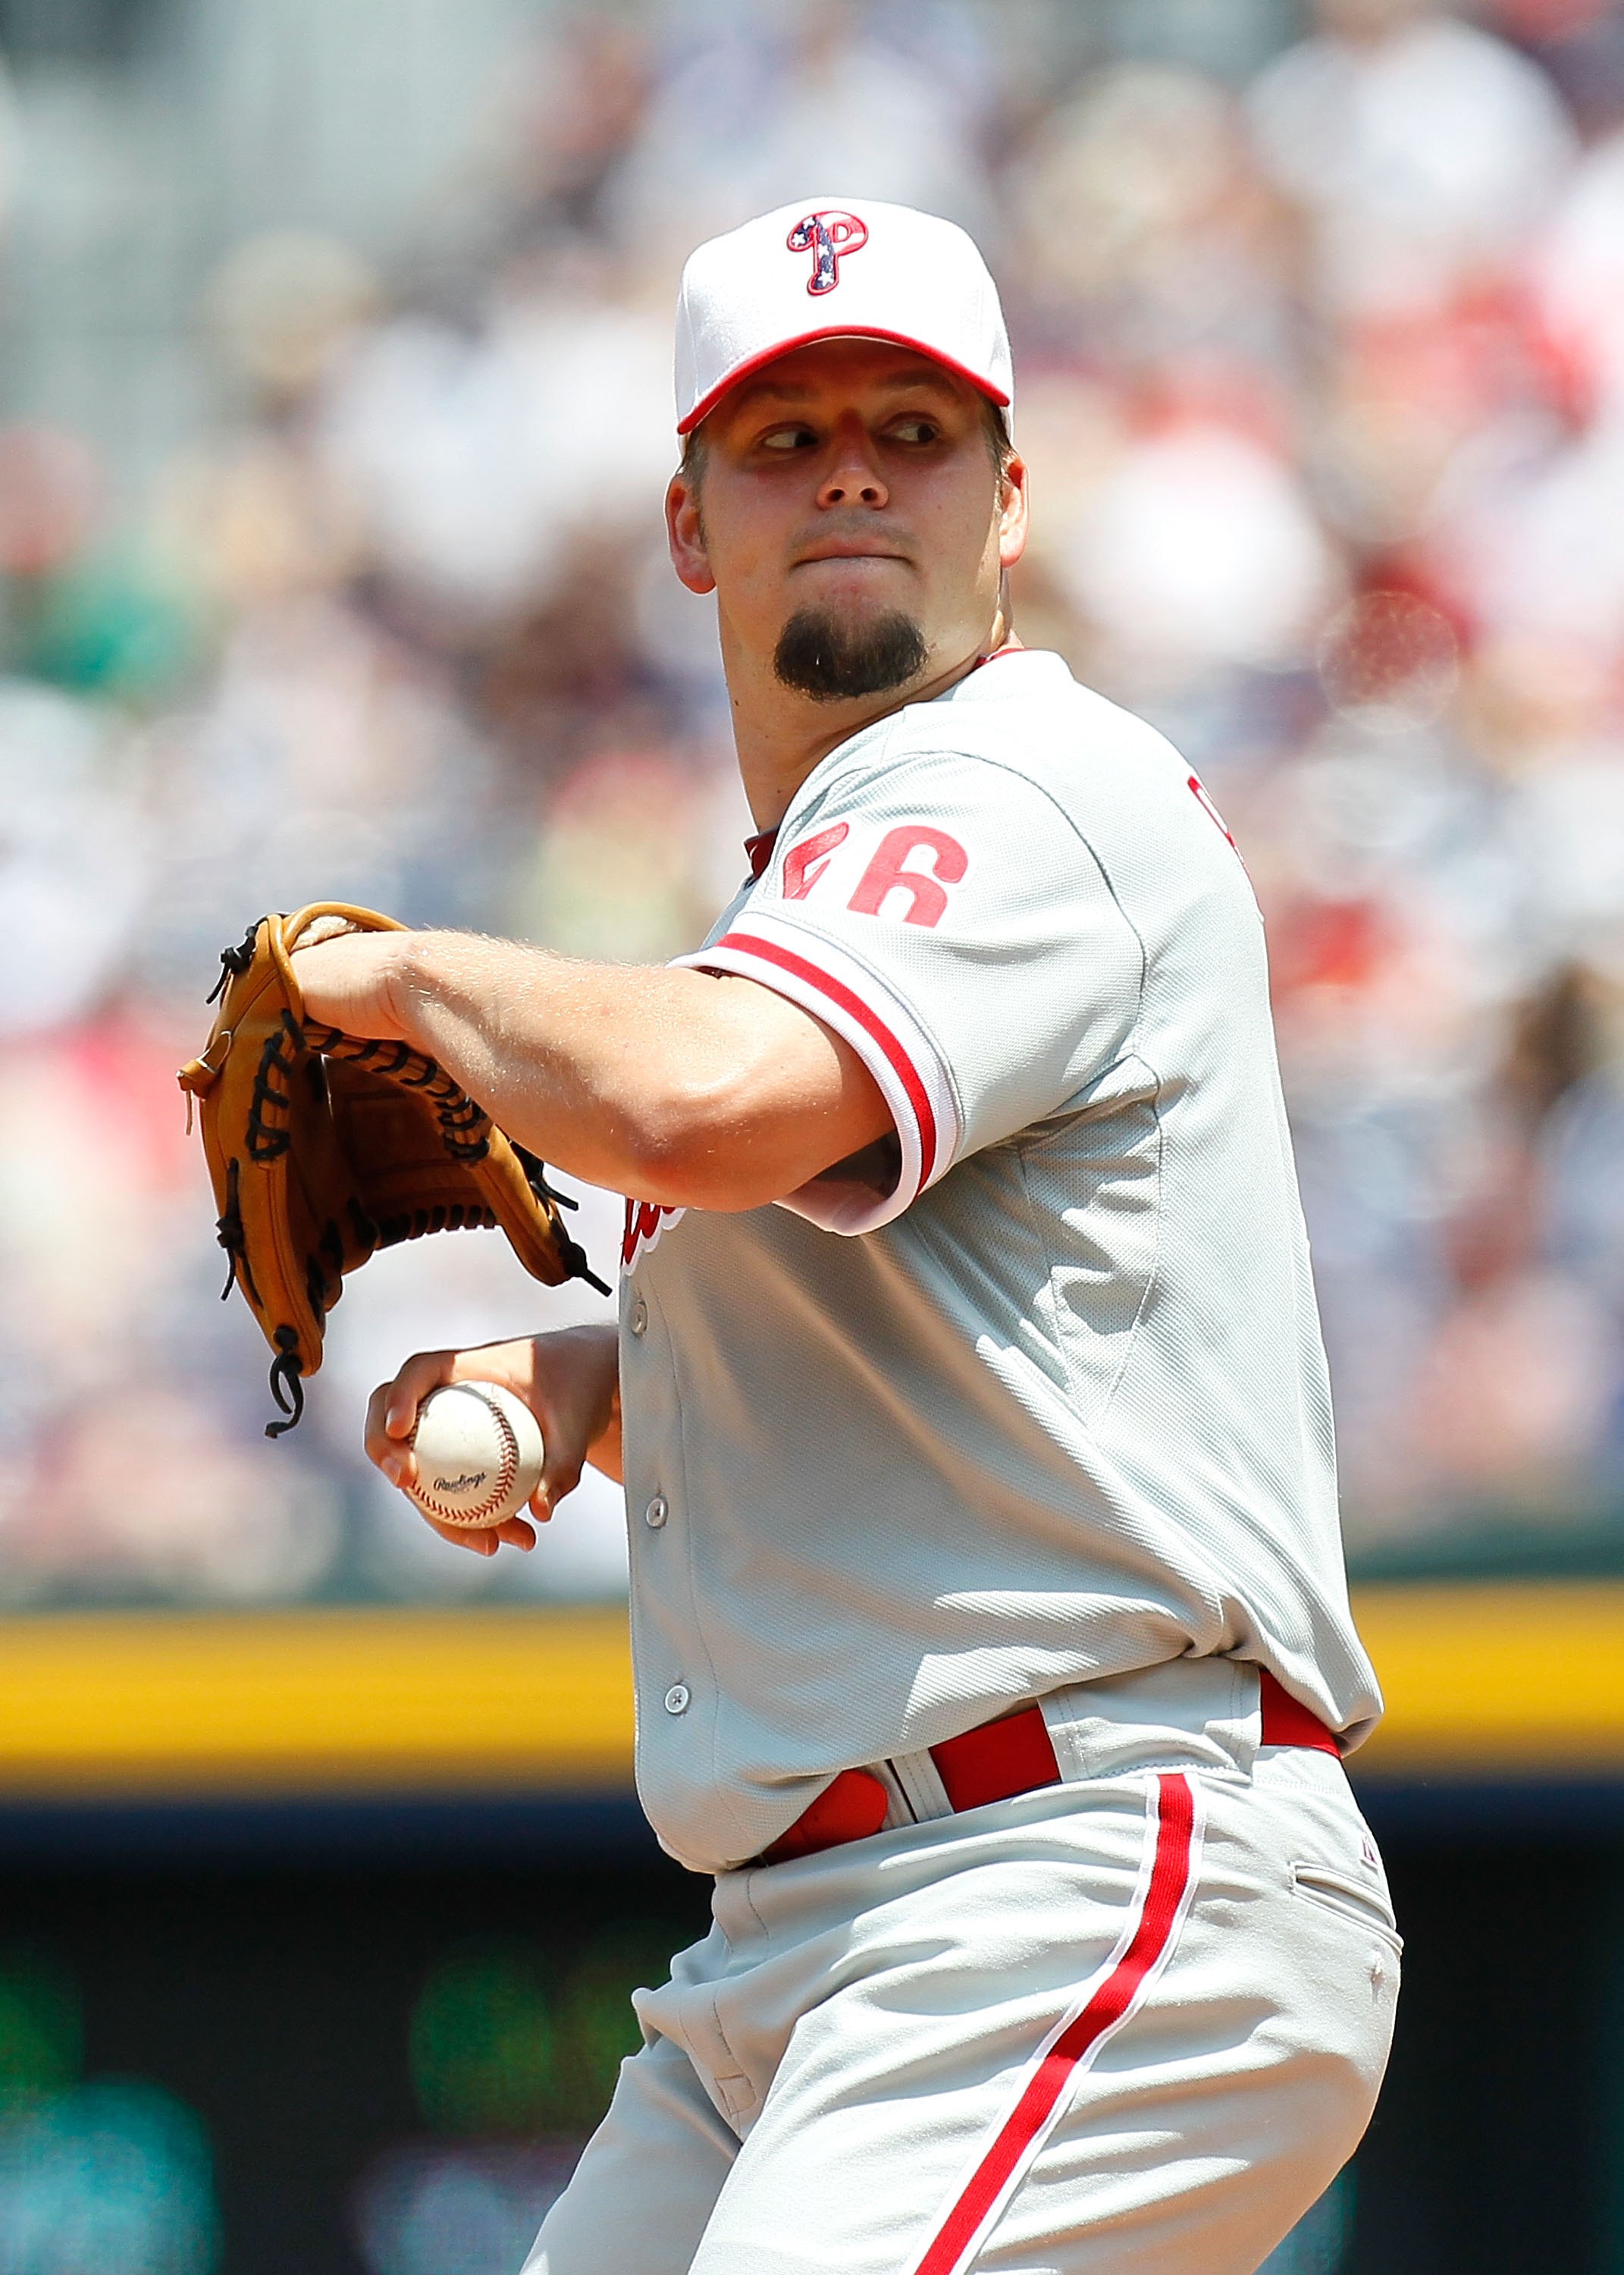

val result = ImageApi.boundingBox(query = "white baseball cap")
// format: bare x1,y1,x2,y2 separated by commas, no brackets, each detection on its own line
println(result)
674,196,1014,436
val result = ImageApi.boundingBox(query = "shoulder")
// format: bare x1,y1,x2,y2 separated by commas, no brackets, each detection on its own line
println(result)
790,652,1182,832
819,657,1253,937
750,658,1228,950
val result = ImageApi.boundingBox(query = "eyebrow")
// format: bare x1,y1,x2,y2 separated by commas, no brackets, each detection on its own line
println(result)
730,369,964,413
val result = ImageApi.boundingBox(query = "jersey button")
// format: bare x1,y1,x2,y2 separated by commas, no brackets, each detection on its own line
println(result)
629,1300,647,1338
644,1492,668,1530
663,1683,691,1716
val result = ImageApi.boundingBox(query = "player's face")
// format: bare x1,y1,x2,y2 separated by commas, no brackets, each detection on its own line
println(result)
666,340,1027,705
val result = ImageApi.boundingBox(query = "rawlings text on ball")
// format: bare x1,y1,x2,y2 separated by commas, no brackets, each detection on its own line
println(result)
406,1382,545,1530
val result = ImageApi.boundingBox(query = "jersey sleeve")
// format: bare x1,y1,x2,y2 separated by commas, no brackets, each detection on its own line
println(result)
674,748,1145,1233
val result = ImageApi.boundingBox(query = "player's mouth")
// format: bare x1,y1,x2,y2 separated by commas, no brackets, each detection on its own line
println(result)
791,542,912,571
791,521,914,569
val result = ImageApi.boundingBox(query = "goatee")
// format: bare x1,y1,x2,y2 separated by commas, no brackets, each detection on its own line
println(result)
773,608,929,703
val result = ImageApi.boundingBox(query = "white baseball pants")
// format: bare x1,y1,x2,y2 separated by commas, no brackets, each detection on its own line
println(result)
523,1668,1400,2275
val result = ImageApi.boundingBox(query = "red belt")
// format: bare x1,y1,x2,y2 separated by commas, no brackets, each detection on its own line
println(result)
760,1668,1338,1868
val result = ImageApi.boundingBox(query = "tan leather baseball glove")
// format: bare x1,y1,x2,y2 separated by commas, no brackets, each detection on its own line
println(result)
177,903,607,1437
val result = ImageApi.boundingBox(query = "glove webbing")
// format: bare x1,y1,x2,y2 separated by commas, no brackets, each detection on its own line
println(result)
303,1021,493,1163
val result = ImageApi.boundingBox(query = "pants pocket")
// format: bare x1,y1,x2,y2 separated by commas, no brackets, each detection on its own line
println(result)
1290,1860,1404,1957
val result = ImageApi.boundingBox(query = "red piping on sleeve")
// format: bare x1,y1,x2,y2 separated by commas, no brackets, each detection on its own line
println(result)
712,928,939,1188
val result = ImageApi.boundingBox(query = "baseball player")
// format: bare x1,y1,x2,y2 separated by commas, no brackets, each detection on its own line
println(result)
294,199,1399,2273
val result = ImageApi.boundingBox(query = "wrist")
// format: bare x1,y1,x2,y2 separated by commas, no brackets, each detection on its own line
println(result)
381,929,437,1050
570,1320,622,1443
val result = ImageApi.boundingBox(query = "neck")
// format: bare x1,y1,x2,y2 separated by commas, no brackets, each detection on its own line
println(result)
723,613,1019,832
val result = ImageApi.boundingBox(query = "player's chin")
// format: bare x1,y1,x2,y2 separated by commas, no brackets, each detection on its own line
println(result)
773,601,929,704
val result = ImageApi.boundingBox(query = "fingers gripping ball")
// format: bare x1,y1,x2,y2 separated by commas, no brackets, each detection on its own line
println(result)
407,1384,544,1530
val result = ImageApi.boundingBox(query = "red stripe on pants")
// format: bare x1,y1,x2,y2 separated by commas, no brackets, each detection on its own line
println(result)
911,1771,1198,2275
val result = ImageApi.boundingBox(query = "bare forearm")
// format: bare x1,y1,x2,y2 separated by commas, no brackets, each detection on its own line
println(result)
292,924,890,1210
389,932,751,1198
585,1330,625,1485
559,1318,623,1486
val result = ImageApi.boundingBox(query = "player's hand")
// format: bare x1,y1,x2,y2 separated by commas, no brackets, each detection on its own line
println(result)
291,928,414,1043
364,1324,622,1558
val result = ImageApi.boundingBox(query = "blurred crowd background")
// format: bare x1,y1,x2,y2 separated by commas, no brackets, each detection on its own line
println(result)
5,0,1624,1611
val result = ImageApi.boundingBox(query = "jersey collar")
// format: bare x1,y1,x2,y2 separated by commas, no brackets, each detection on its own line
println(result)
741,649,1058,874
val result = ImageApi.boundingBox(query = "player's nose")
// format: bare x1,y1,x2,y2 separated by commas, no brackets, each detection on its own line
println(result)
817,421,889,510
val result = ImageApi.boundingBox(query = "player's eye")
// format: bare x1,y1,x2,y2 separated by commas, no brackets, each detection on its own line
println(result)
758,423,820,453
888,416,942,445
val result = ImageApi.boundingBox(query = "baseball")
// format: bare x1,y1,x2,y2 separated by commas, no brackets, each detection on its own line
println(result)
406,1382,544,1530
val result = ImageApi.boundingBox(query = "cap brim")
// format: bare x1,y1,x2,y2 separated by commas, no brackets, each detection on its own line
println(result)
678,325,1012,435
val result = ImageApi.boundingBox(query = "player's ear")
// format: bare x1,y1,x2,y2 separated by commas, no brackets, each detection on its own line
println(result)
666,469,716,597
996,450,1030,574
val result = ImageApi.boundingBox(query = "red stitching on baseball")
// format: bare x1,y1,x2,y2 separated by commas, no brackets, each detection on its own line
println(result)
412,1389,519,1525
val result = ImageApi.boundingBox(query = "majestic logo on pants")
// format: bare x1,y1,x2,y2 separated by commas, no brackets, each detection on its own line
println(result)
786,210,868,295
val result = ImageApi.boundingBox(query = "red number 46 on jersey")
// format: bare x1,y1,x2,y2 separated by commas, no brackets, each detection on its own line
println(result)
782,823,968,929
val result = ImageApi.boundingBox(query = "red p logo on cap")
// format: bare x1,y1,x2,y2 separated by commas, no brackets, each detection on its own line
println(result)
787,209,869,296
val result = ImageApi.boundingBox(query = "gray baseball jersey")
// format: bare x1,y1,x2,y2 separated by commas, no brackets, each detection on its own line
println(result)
618,646,1381,1875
